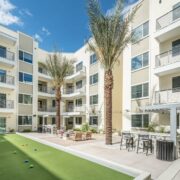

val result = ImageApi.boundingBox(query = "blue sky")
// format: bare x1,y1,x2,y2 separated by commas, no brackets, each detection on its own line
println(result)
0,0,137,52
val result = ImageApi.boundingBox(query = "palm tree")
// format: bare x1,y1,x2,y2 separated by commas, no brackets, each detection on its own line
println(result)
87,0,139,144
40,52,74,130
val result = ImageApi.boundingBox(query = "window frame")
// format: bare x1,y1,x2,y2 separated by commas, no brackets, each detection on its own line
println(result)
76,62,83,72
90,95,98,105
90,73,98,85
18,116,32,126
75,117,82,125
19,50,33,64
89,116,98,126
90,54,97,65
18,94,32,105
131,114,149,128
19,72,33,84
131,82,149,99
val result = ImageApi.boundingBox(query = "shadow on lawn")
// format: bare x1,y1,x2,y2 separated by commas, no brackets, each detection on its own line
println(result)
0,134,61,180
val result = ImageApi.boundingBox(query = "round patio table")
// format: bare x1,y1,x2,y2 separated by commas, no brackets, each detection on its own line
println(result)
156,140,176,161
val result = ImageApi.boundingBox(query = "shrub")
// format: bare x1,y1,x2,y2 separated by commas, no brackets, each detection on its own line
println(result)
89,128,97,133
23,129,32,133
159,126,165,133
9,129,15,133
147,122,158,132
73,128,81,132
81,123,89,132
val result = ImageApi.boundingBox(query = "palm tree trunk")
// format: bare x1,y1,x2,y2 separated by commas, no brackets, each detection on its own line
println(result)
56,87,61,130
104,69,113,145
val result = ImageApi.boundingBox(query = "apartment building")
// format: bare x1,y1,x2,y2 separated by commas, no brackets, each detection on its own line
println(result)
0,25,108,133
122,0,180,141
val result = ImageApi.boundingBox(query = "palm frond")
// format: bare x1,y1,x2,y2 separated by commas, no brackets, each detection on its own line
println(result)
87,0,140,70
40,52,74,88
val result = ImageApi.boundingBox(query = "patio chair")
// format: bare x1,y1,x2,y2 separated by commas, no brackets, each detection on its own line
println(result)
136,134,153,156
120,132,134,151
85,132,92,140
70,132,83,141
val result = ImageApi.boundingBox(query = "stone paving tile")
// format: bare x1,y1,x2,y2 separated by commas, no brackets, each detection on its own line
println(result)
24,133,173,179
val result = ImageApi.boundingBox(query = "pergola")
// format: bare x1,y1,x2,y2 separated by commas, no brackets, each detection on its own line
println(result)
141,103,180,146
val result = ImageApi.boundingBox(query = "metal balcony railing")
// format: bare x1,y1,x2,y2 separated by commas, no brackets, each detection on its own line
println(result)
62,86,86,95
38,86,55,94
154,88,180,104
0,75,15,85
156,5,180,30
38,106,56,112
0,100,14,108
0,50,15,61
155,46,180,68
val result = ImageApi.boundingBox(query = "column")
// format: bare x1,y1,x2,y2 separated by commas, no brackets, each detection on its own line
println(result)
170,106,177,145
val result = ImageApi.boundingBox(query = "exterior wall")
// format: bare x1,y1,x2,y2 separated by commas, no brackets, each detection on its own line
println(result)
112,56,123,132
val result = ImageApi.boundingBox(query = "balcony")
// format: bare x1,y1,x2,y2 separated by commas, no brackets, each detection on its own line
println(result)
0,31,17,45
0,75,15,90
38,106,56,116
154,89,180,105
154,47,180,76
0,100,15,113
62,87,86,99
38,69,52,81
62,105,86,116
155,6,180,42
65,66,86,82
38,86,55,98
0,50,15,67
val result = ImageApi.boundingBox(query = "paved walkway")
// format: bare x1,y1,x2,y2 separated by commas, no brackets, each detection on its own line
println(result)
18,133,175,179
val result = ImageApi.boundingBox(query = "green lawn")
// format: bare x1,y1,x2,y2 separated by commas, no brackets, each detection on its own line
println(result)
0,134,133,180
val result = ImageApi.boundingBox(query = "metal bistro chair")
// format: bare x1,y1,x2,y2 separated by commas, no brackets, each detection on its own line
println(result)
137,134,153,156
120,132,134,151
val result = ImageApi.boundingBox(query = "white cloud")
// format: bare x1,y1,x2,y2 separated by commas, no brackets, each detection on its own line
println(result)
42,26,51,36
0,0,22,26
19,8,32,17
34,33,43,43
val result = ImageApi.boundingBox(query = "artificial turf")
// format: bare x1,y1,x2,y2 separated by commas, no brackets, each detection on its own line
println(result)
0,134,133,180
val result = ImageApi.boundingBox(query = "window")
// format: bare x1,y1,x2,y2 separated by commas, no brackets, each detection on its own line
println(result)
76,62,83,72
132,114,149,128
0,46,6,58
52,100,56,107
172,39,180,57
90,54,97,64
75,117,82,125
76,80,82,89
76,99,82,107
131,83,149,99
18,116,32,125
19,72,33,83
172,76,180,92
89,116,98,125
132,21,149,43
90,73,98,85
131,52,149,70
90,95,98,105
173,3,180,21
52,117,56,125
19,94,32,104
19,50,33,64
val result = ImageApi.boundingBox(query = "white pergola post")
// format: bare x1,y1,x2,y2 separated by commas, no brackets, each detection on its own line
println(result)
170,106,177,145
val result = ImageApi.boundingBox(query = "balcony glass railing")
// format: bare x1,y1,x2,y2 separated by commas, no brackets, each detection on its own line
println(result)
64,105,86,112
155,88,180,104
156,5,180,30
0,75,15,85
0,50,15,61
62,86,86,95
0,100,14,109
38,86,55,94
38,68,50,76
155,46,180,68
38,106,56,112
